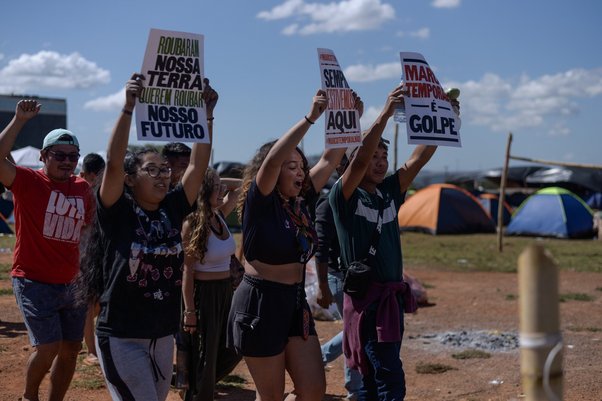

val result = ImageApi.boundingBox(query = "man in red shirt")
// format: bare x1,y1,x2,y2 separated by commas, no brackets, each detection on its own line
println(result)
0,99,93,401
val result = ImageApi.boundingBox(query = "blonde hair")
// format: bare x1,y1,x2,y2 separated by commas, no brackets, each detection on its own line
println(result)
185,168,218,263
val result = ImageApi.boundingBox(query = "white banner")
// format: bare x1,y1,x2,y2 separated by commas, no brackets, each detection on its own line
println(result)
318,48,362,149
136,28,209,143
400,52,461,147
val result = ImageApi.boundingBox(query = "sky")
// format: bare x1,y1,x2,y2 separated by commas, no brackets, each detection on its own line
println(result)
1,0,601,173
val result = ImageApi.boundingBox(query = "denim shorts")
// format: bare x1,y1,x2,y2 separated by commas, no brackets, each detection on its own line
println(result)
12,277,87,346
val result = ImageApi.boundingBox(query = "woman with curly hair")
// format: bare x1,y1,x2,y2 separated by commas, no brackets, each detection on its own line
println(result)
227,90,362,401
181,167,242,401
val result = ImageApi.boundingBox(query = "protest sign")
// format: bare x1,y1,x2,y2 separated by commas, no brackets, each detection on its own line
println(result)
400,52,461,147
135,28,209,143
318,48,361,149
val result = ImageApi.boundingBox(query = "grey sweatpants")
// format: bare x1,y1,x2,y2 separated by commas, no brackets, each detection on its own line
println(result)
96,335,174,401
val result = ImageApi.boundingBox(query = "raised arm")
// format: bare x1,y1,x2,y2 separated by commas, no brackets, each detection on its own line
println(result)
181,220,197,333
99,73,144,208
309,91,364,192
396,97,460,192
256,90,327,195
180,80,218,206
218,178,242,217
340,85,404,200
0,100,41,187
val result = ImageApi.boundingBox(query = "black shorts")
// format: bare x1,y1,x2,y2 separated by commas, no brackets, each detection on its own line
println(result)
227,274,317,357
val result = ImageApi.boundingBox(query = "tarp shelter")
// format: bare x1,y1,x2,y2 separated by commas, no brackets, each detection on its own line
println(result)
478,193,512,226
10,146,43,168
506,187,595,239
525,166,602,193
398,183,496,234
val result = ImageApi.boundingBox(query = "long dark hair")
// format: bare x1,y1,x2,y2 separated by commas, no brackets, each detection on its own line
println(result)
184,168,217,263
237,140,310,223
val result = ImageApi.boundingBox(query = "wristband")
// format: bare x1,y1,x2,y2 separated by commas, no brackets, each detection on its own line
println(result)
183,310,196,316
304,116,314,125
122,108,133,116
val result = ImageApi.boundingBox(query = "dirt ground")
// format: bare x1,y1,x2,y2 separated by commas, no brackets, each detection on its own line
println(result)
0,251,600,400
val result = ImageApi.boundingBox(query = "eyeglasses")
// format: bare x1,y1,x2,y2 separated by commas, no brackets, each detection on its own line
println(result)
139,166,172,178
47,150,80,162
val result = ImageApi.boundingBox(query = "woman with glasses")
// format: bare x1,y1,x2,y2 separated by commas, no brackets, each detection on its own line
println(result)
181,168,242,401
227,90,363,401
89,73,213,401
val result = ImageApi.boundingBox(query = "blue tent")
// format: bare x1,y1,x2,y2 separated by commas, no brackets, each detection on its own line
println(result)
586,192,602,210
506,187,594,239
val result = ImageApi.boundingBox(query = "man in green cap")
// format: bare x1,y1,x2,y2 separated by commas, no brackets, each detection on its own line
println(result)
0,99,94,401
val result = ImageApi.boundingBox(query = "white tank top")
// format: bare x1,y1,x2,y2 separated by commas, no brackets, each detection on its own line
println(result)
192,215,236,273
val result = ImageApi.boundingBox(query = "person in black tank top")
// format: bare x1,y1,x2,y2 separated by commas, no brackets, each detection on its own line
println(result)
226,89,364,401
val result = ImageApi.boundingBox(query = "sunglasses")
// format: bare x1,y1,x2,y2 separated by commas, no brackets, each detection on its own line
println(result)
139,165,172,178
47,150,80,162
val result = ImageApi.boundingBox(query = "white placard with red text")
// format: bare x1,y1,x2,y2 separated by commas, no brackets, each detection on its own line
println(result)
318,48,362,149
400,52,461,147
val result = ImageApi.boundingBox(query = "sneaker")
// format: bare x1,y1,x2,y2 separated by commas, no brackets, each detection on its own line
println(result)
83,353,100,366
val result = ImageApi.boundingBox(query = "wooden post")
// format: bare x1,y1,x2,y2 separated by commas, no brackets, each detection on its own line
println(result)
497,132,512,252
393,123,399,172
518,245,563,401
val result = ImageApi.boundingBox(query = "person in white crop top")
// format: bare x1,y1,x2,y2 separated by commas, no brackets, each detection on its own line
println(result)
181,168,242,400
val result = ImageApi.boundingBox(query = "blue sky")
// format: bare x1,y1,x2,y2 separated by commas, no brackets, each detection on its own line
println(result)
1,0,601,173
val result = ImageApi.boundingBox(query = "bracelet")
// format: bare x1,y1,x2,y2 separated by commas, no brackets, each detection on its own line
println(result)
183,310,196,316
304,116,314,125
121,108,133,116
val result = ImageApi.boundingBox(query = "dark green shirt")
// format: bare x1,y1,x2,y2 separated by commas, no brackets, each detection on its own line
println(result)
329,174,406,283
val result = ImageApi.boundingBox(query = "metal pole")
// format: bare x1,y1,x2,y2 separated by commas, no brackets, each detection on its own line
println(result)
518,245,563,401
497,132,512,252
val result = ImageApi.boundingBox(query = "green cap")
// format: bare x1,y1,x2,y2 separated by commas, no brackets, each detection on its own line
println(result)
42,129,79,150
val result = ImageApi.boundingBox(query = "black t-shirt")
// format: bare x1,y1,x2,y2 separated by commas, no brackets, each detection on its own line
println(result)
96,186,193,338
314,194,341,272
243,180,317,265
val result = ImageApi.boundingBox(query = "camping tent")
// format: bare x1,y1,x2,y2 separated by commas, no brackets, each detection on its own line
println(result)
506,187,595,239
478,193,512,226
398,183,496,234
10,146,43,168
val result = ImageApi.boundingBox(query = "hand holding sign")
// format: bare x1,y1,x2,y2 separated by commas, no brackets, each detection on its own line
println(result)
308,89,328,122
125,73,145,110
383,84,407,118
202,78,218,119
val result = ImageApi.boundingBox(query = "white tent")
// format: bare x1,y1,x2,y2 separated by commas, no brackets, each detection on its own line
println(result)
10,146,43,168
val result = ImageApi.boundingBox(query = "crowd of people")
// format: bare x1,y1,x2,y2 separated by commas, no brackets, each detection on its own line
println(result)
0,72,459,401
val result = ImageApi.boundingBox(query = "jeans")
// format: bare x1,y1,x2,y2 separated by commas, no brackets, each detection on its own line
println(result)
320,271,362,397
358,301,406,401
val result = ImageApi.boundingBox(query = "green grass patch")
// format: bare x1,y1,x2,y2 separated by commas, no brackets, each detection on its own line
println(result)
401,232,602,273
0,288,13,296
0,344,8,352
505,294,517,301
559,293,595,302
0,234,15,250
595,287,602,292
415,362,457,374
216,374,247,389
452,349,491,359
72,357,105,390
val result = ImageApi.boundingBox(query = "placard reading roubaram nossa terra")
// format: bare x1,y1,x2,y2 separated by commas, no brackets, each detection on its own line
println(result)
400,52,461,147
318,48,361,149
135,29,209,143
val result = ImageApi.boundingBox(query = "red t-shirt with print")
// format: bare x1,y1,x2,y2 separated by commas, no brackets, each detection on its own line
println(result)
10,167,93,284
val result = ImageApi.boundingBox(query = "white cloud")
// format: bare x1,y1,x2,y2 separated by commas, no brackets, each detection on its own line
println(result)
410,27,430,39
257,0,395,35
344,62,400,82
432,0,461,8
84,89,125,111
448,67,602,135
0,51,110,93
